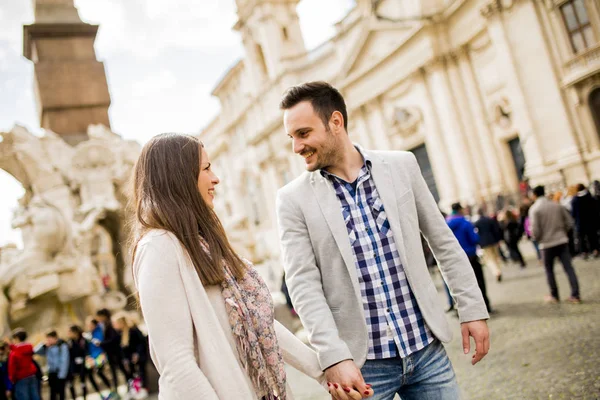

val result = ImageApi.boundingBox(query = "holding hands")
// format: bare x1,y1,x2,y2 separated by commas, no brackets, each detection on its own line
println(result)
325,360,374,400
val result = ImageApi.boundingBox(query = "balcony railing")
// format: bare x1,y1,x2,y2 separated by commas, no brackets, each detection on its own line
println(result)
563,42,600,86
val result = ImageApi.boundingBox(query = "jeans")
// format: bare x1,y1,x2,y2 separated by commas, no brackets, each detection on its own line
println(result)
541,243,580,299
13,375,40,400
360,340,460,400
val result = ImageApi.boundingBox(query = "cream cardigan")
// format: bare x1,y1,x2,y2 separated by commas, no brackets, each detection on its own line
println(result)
133,230,325,400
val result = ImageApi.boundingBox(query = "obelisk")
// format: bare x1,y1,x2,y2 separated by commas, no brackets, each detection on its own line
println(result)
23,0,111,146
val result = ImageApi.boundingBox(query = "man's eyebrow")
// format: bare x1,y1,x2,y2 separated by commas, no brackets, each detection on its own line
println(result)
294,127,312,134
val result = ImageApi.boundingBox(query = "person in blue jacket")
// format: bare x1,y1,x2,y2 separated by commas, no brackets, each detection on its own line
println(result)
34,331,70,400
446,202,492,313
84,318,116,400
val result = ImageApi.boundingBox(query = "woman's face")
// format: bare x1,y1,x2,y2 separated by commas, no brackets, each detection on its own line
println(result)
197,147,220,209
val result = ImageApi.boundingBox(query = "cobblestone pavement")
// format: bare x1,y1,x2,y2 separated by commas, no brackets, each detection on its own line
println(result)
132,254,600,400
286,255,600,400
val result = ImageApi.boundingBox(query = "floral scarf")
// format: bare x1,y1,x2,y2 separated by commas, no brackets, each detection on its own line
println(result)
221,259,287,400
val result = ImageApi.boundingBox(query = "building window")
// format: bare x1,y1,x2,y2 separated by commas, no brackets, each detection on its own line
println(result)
560,0,595,53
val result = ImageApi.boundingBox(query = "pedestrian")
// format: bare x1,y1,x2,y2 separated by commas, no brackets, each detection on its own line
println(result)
34,330,69,400
447,204,492,312
571,183,600,258
475,207,504,282
7,328,40,400
67,324,105,400
84,318,115,399
130,133,356,399
529,185,581,304
562,185,579,256
502,209,526,267
95,309,131,392
0,342,12,400
277,81,489,400
520,203,542,264
112,314,148,395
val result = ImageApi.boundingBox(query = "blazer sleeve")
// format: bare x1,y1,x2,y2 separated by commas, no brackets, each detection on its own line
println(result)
406,153,489,323
274,320,326,387
276,191,354,370
135,237,219,400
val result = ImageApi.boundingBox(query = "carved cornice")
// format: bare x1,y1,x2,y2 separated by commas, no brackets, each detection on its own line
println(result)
480,0,519,19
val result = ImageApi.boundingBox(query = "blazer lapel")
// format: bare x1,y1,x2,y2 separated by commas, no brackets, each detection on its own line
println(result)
366,151,410,267
310,173,361,297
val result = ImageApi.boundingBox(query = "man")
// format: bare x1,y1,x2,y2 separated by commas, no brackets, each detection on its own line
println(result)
474,208,504,282
7,329,40,400
571,183,599,258
529,185,581,303
34,331,69,400
447,204,491,313
276,81,489,400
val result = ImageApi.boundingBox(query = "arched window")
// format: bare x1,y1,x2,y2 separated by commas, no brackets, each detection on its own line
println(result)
590,88,600,137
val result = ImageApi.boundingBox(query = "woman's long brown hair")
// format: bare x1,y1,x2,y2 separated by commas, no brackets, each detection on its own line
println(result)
129,133,246,285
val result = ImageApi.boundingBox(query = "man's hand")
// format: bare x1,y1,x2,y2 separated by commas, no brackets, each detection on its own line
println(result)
325,360,371,400
461,319,490,365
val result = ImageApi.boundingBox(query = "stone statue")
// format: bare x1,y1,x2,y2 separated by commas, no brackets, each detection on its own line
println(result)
0,124,140,337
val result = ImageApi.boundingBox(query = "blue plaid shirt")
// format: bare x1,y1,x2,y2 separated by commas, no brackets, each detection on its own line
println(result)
321,153,434,359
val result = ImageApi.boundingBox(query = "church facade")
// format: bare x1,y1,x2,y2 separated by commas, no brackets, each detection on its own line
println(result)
199,0,600,279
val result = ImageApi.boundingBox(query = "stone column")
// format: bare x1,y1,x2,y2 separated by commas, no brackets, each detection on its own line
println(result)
455,47,507,194
23,0,111,146
363,100,391,151
423,57,479,201
351,109,374,150
446,51,489,196
417,70,459,204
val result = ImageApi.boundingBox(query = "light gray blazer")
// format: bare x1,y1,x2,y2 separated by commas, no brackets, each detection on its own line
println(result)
276,148,488,370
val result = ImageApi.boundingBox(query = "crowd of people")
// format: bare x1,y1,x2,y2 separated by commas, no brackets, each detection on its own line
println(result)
0,309,148,400
442,181,600,313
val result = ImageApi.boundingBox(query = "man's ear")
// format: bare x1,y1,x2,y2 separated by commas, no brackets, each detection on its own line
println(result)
329,111,345,133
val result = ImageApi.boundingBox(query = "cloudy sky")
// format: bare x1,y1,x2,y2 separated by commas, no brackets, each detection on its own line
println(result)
0,0,355,246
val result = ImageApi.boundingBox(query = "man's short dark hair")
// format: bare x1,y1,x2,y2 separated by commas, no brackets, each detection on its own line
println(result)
577,183,585,191
97,308,111,319
451,202,463,213
279,81,348,131
12,328,27,342
46,330,58,339
533,185,545,197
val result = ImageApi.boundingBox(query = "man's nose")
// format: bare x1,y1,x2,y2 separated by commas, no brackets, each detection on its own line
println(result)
293,139,303,154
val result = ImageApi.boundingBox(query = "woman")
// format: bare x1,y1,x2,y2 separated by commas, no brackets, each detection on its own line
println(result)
130,134,371,400
113,314,148,394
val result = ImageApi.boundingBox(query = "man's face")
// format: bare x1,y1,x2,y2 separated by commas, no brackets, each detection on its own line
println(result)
284,101,340,172
46,336,58,346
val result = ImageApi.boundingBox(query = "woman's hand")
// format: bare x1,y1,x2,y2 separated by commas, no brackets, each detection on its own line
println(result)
327,382,373,400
